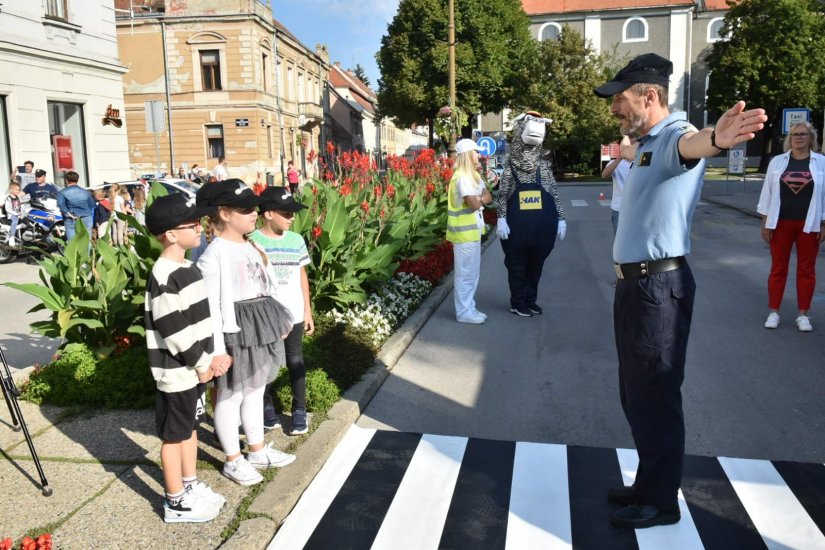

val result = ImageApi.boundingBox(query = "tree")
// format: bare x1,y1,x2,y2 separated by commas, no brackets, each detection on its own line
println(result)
352,64,371,87
706,0,825,172
377,0,537,147
514,28,619,174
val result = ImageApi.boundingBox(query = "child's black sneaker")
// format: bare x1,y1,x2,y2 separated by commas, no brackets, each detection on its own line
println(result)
289,408,308,435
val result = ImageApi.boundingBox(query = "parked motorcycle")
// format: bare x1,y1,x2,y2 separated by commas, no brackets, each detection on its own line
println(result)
0,197,65,264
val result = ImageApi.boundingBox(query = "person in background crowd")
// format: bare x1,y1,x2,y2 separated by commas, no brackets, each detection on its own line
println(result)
602,135,636,236
23,169,59,202
286,161,301,194
133,186,147,225
190,164,202,184
3,181,28,247
446,138,492,324
213,156,229,182
108,184,128,246
93,189,112,242
594,52,766,529
757,121,825,332
57,171,95,241
10,160,34,186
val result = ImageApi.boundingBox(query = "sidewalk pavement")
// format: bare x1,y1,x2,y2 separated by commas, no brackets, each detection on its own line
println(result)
0,181,762,548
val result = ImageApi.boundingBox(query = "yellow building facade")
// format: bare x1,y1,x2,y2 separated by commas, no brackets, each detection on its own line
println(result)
115,0,328,184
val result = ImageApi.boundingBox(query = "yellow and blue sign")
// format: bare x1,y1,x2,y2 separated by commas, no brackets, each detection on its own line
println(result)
519,190,542,210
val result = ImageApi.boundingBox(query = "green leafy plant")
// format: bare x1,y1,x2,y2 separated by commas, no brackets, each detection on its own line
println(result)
274,368,340,415
4,183,167,356
20,342,154,409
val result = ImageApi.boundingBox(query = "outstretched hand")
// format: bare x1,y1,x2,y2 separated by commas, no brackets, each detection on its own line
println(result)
713,101,768,150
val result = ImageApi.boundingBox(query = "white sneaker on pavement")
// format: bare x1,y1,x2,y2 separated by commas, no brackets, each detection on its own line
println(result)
164,486,221,523
796,315,813,332
223,456,263,486
247,442,296,469
456,313,485,324
188,479,226,508
764,312,779,329
472,309,487,321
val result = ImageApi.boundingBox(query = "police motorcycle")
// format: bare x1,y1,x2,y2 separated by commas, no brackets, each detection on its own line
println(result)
0,197,65,264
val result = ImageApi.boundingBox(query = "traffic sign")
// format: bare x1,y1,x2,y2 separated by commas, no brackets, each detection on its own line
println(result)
782,108,810,135
476,136,496,157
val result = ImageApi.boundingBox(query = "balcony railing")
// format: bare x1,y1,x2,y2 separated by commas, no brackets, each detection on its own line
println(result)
299,101,324,122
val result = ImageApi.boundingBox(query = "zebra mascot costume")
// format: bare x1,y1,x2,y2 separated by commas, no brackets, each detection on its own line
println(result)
495,112,566,317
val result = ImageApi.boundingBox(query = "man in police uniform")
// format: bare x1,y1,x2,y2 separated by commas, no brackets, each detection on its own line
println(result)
594,53,766,529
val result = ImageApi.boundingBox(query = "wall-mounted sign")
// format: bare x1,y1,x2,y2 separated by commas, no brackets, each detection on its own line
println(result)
235,118,249,127
102,104,123,128
52,135,74,171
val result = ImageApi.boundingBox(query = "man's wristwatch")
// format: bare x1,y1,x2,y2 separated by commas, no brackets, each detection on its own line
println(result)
710,129,728,151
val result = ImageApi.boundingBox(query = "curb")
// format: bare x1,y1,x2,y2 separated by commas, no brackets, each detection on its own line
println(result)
225,236,498,548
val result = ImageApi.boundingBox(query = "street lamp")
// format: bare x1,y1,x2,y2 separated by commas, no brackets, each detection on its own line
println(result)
448,0,456,157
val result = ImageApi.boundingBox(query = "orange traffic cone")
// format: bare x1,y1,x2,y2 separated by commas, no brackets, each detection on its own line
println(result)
598,192,605,200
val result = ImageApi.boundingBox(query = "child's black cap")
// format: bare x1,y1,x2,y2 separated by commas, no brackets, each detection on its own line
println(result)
146,193,213,235
196,178,264,209
258,187,307,213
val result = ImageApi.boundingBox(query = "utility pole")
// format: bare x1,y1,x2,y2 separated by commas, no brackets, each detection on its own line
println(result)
448,0,456,157
160,19,175,174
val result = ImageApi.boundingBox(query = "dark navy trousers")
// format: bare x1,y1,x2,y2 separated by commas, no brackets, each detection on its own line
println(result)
613,264,695,509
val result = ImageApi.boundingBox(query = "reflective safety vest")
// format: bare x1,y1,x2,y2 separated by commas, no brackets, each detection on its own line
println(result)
446,169,485,243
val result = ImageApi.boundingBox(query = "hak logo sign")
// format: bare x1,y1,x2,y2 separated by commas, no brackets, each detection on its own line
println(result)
518,190,542,210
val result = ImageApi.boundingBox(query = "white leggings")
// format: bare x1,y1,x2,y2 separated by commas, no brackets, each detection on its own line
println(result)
213,382,265,457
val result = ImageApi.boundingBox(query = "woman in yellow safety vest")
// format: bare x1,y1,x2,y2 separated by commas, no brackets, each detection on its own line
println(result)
446,138,493,324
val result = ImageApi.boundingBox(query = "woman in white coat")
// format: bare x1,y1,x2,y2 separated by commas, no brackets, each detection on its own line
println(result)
757,121,825,331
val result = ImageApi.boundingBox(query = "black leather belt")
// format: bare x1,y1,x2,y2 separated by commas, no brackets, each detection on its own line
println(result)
614,256,686,279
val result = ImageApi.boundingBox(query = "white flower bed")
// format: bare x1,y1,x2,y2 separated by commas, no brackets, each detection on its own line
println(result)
327,272,432,347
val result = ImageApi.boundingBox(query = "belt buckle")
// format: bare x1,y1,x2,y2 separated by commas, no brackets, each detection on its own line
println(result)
613,264,624,280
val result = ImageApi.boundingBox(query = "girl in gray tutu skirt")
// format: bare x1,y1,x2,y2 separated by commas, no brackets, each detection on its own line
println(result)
197,179,297,486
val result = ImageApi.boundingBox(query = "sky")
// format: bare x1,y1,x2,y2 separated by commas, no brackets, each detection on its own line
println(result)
272,0,401,88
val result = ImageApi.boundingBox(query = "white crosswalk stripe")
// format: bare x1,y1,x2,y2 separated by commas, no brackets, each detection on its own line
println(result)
269,426,825,550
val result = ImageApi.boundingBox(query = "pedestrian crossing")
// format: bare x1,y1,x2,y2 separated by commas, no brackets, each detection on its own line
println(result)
269,425,825,550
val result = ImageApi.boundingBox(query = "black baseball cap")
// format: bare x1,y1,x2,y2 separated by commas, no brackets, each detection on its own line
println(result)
195,178,264,209
34,169,47,177
594,53,673,98
258,187,307,213
146,193,213,236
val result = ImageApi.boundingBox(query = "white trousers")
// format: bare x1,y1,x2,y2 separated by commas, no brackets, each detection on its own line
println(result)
453,240,481,319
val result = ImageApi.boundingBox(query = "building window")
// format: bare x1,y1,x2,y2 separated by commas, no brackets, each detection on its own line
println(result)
0,97,10,181
287,66,294,100
267,125,273,158
262,52,269,91
298,72,304,102
45,0,68,20
707,17,725,42
206,125,224,159
538,22,562,42
47,101,88,185
200,50,222,91
623,17,648,43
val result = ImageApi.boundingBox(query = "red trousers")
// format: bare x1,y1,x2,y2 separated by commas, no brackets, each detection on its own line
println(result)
768,219,820,310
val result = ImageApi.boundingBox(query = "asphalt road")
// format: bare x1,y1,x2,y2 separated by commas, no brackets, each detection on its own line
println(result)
358,185,825,464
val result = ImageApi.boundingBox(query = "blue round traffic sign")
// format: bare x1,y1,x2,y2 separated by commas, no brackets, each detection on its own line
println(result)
476,137,496,157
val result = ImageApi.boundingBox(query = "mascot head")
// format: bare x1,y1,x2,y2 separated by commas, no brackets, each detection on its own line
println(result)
509,111,553,172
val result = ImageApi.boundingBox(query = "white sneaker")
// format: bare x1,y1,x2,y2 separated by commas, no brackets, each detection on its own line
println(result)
164,486,221,523
796,315,813,332
456,314,485,324
187,479,226,508
472,309,487,321
764,312,779,329
223,457,263,486
7,236,15,247
247,442,296,469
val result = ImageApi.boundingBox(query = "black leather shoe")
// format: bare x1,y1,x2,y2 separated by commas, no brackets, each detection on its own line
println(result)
607,485,638,505
610,504,680,529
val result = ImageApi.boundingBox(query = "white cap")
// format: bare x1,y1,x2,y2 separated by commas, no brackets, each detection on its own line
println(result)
455,138,482,155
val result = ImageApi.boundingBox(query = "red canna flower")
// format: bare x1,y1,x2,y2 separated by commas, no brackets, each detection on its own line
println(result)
340,184,352,197
379,208,386,219
360,201,370,214
386,183,395,198
0,538,12,550
373,185,383,199
312,226,322,239
425,182,436,195
306,149,317,163
36,534,53,550
326,141,336,155
324,170,334,181
20,537,36,550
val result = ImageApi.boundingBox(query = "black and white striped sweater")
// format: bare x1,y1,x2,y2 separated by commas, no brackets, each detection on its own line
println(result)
144,257,214,393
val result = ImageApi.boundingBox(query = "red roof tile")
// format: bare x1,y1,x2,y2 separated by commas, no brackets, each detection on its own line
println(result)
522,0,695,15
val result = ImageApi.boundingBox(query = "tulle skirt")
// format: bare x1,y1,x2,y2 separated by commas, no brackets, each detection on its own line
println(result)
216,296,293,392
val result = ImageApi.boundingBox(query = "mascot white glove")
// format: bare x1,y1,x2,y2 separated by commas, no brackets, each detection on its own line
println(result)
557,219,567,241
496,217,510,240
